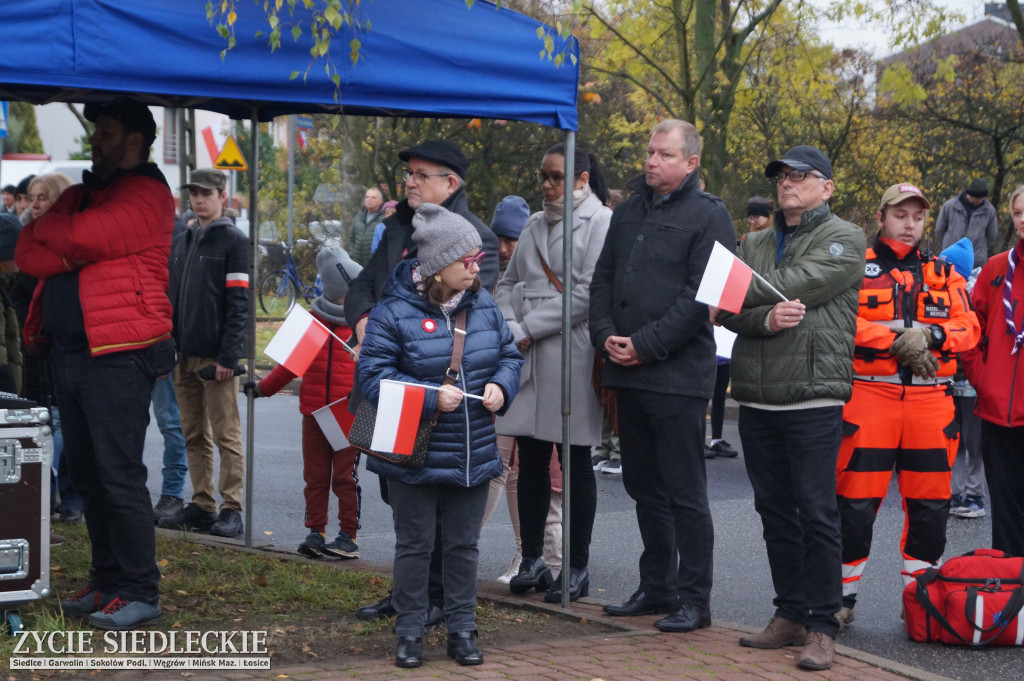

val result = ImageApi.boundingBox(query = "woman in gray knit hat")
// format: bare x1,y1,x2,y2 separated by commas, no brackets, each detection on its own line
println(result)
358,203,523,669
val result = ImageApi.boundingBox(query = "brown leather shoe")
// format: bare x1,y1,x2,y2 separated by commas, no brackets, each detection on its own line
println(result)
738,617,807,649
797,631,835,671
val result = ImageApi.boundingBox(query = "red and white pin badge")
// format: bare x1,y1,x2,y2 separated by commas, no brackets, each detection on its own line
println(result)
422,319,437,333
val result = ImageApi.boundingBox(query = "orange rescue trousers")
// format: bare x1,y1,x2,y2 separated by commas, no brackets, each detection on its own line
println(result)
836,381,957,607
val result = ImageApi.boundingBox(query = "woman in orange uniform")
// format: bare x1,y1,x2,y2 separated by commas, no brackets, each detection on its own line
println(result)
834,183,980,627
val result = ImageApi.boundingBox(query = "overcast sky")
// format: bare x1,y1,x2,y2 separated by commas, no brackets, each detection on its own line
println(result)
816,0,994,56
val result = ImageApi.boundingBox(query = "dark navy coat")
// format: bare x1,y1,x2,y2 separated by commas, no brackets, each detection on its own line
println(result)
358,259,522,487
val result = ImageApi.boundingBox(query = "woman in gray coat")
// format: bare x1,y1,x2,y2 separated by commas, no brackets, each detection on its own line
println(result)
494,143,612,602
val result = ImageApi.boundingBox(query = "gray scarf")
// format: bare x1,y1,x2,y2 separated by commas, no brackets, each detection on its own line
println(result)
310,297,347,326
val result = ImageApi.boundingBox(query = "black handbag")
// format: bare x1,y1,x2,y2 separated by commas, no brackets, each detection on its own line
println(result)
350,309,467,468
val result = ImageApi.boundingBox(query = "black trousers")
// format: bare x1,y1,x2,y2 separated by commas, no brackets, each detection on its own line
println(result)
739,405,843,636
980,420,1024,556
707,362,730,440
617,389,713,607
379,475,444,607
516,436,596,569
50,345,166,603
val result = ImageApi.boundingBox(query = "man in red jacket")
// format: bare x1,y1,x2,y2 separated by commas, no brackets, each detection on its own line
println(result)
15,98,176,630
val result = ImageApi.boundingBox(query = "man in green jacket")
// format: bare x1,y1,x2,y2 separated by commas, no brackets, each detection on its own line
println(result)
716,146,865,672
348,187,384,266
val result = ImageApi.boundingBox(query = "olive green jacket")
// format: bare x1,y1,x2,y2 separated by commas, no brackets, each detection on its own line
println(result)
719,203,865,405
0,269,23,394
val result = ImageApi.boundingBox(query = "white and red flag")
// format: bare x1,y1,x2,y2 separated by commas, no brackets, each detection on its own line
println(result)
312,397,354,451
696,241,754,314
371,379,428,456
263,306,330,377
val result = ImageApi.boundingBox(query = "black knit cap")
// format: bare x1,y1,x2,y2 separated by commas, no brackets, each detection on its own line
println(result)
399,140,469,179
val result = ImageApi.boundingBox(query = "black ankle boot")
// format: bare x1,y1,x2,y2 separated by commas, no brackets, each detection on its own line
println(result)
509,557,552,595
544,566,590,603
447,630,483,666
395,636,422,668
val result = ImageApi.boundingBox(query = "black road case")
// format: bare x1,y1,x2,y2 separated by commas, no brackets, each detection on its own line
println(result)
0,403,52,634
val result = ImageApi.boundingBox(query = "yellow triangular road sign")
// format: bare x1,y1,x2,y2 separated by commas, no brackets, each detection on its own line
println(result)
214,135,248,171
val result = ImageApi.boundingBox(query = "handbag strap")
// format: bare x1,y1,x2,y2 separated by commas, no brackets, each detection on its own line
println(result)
443,309,468,386
536,246,564,294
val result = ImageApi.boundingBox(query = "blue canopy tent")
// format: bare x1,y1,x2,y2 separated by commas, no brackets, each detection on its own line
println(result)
0,0,578,128
0,0,585,605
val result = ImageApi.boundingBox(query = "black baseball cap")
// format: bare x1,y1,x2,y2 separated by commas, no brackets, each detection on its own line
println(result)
399,140,469,179
84,97,157,148
1,185,15,195
764,145,833,180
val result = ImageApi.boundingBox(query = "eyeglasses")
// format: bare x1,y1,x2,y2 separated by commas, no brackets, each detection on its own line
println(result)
462,252,486,269
772,169,826,184
402,168,452,183
535,171,581,185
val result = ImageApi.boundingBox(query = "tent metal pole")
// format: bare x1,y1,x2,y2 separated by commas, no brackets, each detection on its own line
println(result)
243,108,259,549
560,130,575,609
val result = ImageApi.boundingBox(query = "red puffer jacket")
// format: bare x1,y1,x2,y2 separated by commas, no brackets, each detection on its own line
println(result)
258,311,356,415
963,241,1024,427
15,165,174,356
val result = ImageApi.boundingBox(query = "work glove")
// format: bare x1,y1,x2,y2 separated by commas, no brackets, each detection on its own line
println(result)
889,327,931,365
243,381,262,398
198,363,247,381
905,347,940,380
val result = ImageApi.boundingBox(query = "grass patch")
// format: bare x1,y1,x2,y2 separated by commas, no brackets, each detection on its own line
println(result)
0,522,389,664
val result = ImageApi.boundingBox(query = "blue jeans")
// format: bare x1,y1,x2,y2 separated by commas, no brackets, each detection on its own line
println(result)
739,405,843,636
50,343,170,603
50,406,83,514
151,375,188,498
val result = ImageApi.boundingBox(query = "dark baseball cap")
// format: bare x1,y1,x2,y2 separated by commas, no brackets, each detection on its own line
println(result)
84,97,157,147
399,140,469,179
764,145,833,180
1,185,16,195
182,168,227,192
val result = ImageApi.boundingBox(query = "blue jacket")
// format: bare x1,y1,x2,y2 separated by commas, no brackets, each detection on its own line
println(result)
358,259,523,486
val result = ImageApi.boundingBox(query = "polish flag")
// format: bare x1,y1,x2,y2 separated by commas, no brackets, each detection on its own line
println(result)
696,241,753,314
264,307,330,377
313,397,354,451
370,380,428,456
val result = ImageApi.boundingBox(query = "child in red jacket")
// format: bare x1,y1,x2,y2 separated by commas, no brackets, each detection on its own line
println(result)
248,246,362,559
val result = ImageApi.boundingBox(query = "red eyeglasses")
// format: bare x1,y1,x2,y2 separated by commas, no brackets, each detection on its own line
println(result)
462,252,486,269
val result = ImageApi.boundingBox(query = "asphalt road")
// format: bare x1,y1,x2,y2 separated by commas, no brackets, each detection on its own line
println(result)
140,394,1020,680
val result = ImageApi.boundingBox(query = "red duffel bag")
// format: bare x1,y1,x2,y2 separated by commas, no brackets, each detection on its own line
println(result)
903,548,1024,645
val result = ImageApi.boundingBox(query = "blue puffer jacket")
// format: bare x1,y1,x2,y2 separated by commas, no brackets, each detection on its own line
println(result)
358,258,523,487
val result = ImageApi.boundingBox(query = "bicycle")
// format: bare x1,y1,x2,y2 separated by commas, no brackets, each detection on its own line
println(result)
258,240,322,316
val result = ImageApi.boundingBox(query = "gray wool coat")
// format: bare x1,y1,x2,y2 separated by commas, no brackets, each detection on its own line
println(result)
494,191,611,445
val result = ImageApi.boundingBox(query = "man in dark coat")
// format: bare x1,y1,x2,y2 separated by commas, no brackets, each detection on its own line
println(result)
590,119,735,634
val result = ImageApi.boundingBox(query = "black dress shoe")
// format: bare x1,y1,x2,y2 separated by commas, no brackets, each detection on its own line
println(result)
424,604,444,627
544,566,589,603
603,590,679,617
395,636,422,668
209,508,244,538
356,594,396,621
509,557,552,595
447,630,483,666
654,603,712,633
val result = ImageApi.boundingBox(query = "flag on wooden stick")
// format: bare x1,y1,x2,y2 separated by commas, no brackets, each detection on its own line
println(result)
371,380,428,456
696,241,754,314
312,397,354,451
264,306,330,377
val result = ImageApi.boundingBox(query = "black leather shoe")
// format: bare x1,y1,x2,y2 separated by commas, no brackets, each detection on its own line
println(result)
157,502,216,532
544,566,589,603
395,636,422,668
603,590,679,617
653,603,712,633
356,594,396,621
509,557,552,595
209,508,243,538
424,604,444,627
447,630,483,666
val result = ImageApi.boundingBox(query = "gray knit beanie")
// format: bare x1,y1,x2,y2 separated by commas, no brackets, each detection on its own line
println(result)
316,246,362,301
411,203,482,276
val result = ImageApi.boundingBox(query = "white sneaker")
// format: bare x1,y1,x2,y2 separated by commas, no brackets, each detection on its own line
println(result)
496,551,522,583
591,454,609,471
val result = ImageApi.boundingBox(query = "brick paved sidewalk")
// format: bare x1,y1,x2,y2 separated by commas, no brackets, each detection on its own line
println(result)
200,587,949,681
